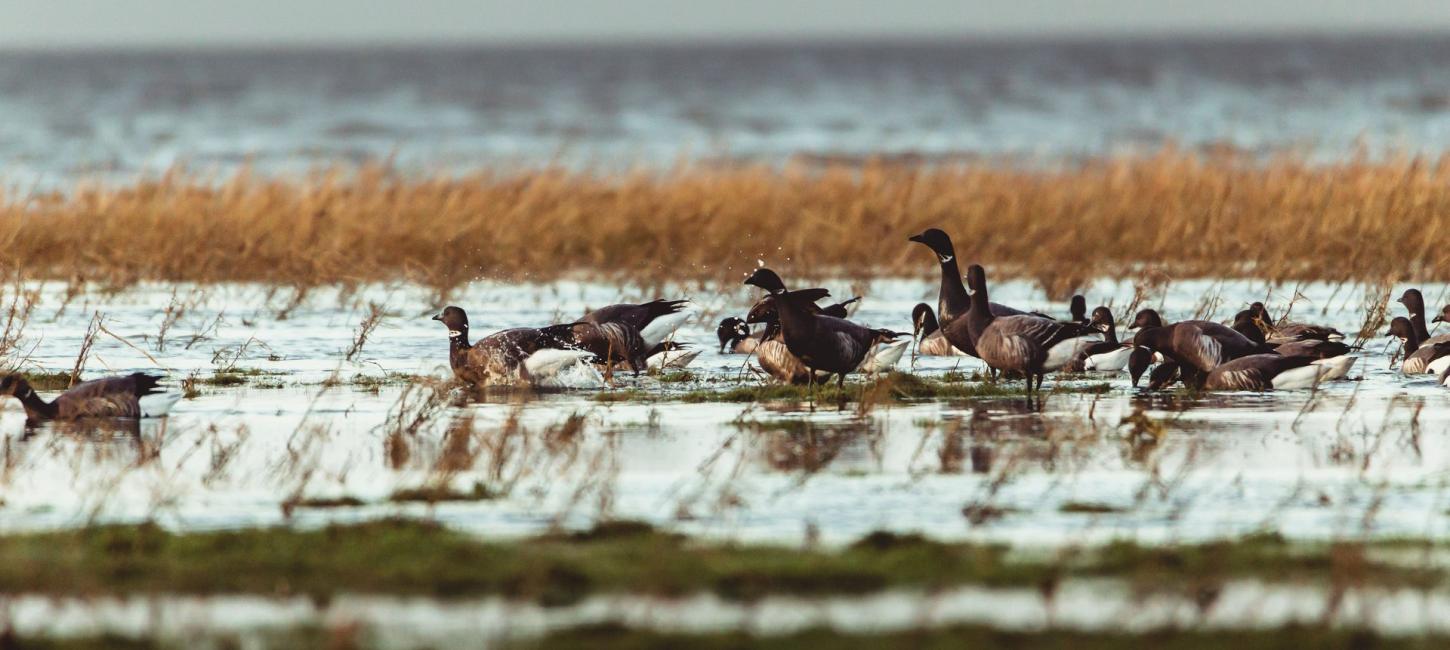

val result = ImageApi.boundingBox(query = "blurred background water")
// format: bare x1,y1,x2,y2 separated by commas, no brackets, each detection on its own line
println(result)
5,37,1450,188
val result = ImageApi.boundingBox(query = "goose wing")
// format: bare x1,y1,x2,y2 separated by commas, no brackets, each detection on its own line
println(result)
55,374,157,419
584,299,688,331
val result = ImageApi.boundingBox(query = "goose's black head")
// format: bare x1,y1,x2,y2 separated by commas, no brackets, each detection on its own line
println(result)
1089,306,1115,331
744,268,788,295
908,228,956,264
0,374,35,399
716,317,750,350
1398,289,1425,313
1248,301,1271,320
1070,295,1087,321
1388,316,1416,340
1129,309,1162,330
911,303,939,337
964,264,988,297
432,306,469,339
1434,305,1450,324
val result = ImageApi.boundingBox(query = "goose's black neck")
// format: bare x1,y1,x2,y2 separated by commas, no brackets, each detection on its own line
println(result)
1403,323,1423,354
964,269,995,344
448,327,472,370
773,293,818,348
11,380,57,420
1410,302,1432,342
937,256,971,327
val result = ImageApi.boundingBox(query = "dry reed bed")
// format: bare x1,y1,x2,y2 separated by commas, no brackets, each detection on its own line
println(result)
4,151,1450,295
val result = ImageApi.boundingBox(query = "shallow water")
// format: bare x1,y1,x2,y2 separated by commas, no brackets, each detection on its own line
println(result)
9,579,1450,646
2,277,1450,546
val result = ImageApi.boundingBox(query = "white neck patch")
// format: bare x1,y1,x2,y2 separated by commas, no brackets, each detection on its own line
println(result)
448,330,464,338
937,253,954,264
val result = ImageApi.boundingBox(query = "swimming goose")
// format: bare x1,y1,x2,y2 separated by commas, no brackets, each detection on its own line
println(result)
911,303,966,356
0,373,181,422
1203,354,1331,391
1069,295,1089,325
1231,310,1356,379
1387,316,1450,375
432,306,598,387
1397,289,1450,347
1247,302,1344,344
907,229,1034,354
584,299,691,350
958,265,1100,391
1065,307,1133,372
1128,309,1261,389
771,288,907,388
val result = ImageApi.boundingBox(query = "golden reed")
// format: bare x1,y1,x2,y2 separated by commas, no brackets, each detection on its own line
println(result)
2,150,1447,295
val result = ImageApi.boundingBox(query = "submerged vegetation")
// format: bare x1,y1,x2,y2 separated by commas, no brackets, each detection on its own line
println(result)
0,520,1438,603
4,152,1450,294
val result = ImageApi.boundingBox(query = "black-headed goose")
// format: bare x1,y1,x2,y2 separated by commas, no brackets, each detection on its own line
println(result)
1068,295,1088,325
771,288,907,388
433,306,599,387
0,373,181,423
958,264,1100,391
907,229,1034,356
716,317,759,354
911,303,966,356
1127,346,1182,390
1066,306,1133,372
1397,289,1450,347
1388,316,1450,375
743,268,860,318
1231,310,1356,379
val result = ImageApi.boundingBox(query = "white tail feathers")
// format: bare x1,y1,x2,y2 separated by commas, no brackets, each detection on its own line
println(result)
639,309,693,350
1083,345,1133,372
1271,364,1333,390
858,339,910,374
1310,355,1356,381
1044,335,1103,372
138,392,183,418
648,347,701,370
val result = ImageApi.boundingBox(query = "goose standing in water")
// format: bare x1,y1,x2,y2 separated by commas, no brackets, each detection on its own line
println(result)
1065,307,1133,372
0,373,181,423
911,303,965,356
1387,316,1450,375
1128,309,1261,389
907,229,1034,357
770,288,907,389
432,306,599,387
956,265,1100,392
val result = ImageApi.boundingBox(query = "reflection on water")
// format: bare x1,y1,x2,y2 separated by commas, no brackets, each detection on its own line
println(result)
0,278,1448,545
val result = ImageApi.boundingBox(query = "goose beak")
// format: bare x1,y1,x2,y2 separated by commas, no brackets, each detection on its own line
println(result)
1435,315,1445,323
908,233,924,243
431,314,443,321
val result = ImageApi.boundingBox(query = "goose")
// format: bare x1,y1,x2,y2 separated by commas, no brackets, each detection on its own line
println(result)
432,306,599,387
1203,354,1331,391
911,303,966,356
0,373,181,422
1231,310,1357,379
1397,289,1450,346
1247,302,1344,344
716,317,759,354
1128,309,1261,389
742,268,860,318
1068,295,1089,325
770,287,907,388
1065,307,1133,372
569,321,649,374
907,229,1035,354
584,299,691,350
744,297,832,384
1387,316,1450,375
957,264,1100,391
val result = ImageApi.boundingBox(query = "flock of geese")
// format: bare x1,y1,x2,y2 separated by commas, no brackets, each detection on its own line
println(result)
434,226,1446,396
4,227,1450,423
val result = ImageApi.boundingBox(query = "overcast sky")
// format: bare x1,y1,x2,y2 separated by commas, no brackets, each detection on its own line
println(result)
3,0,1450,47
